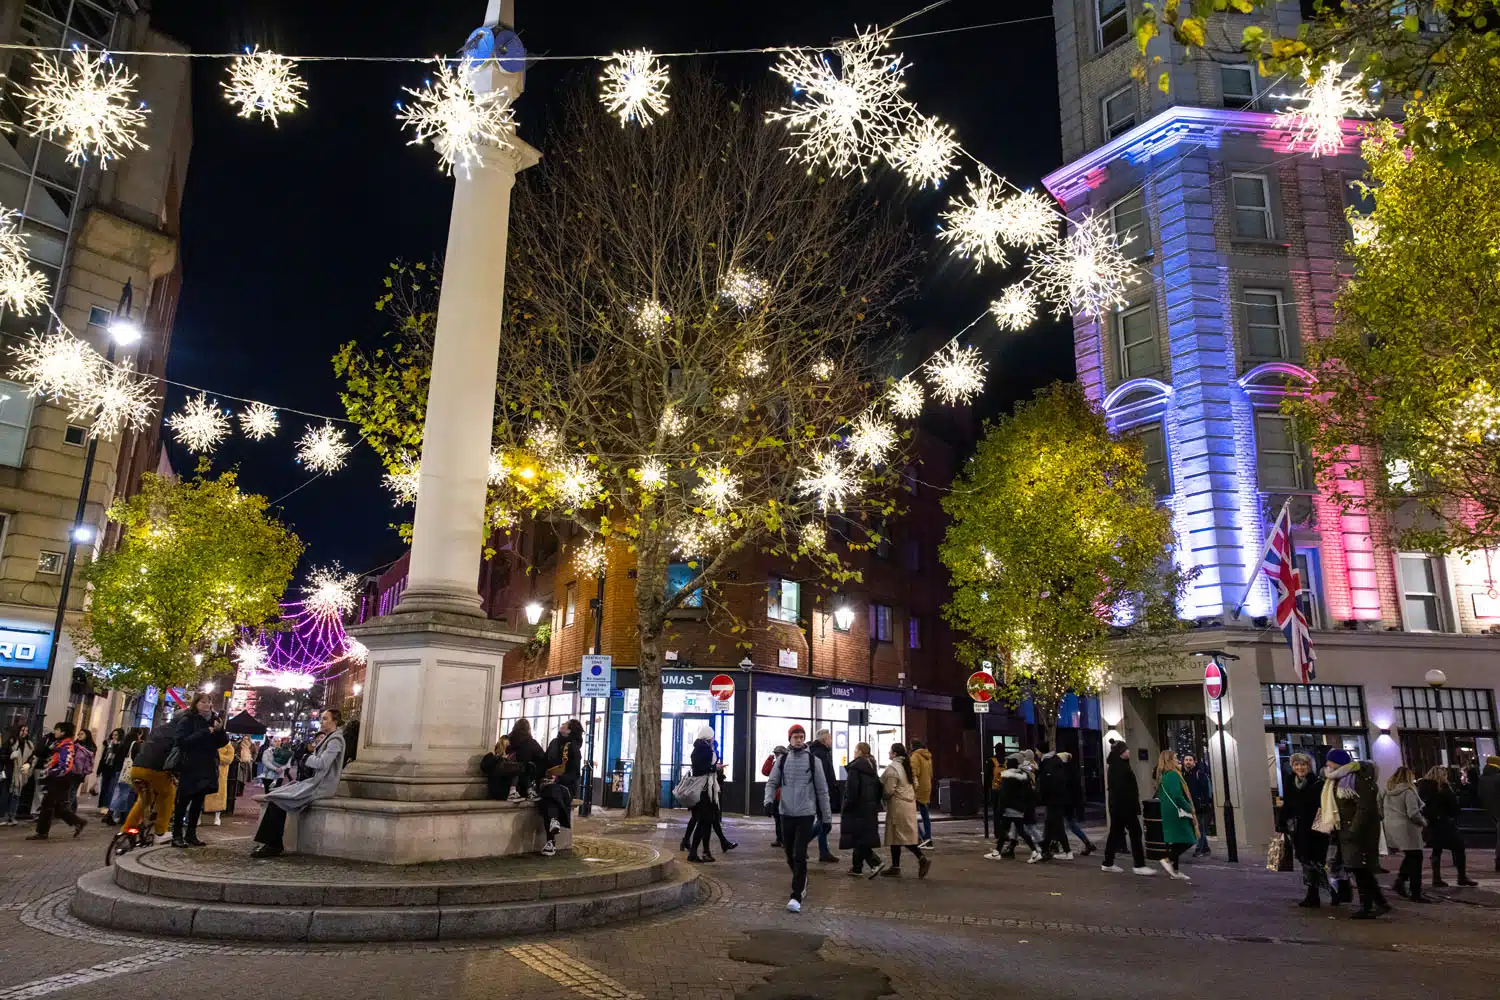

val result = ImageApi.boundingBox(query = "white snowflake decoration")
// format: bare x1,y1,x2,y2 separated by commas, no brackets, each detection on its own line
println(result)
238,401,279,440
397,58,517,177
847,411,896,465
303,564,359,621
490,504,518,529
223,47,308,126
296,422,353,473
636,456,668,491
694,464,739,512
996,190,1059,248
488,448,511,485
527,422,560,456
20,48,148,167
938,169,1008,271
232,640,268,673
674,516,727,557
924,342,988,405
660,404,687,437
719,391,744,413
719,267,770,312
767,27,913,179
167,393,231,454
632,299,671,337
797,450,860,512
1275,60,1377,157
343,638,369,666
886,114,958,189
990,284,1038,332
553,455,602,508
383,453,421,505
1028,213,1136,320
600,49,670,127
801,521,827,551
9,330,101,400
739,349,768,378
70,358,155,439
0,212,48,315
573,537,609,578
810,356,836,381
888,377,924,419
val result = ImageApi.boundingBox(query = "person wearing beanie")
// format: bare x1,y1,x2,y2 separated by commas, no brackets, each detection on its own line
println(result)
985,755,1038,861
1480,755,1500,873
1099,740,1153,875
764,723,831,913
682,724,722,863
1320,749,1389,917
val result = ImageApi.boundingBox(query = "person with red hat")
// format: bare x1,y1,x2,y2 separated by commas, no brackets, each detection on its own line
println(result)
763,723,831,913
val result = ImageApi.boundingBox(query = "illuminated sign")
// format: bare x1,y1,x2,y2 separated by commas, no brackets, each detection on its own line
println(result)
0,625,51,671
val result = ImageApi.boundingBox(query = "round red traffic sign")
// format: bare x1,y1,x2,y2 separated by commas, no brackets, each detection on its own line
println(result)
709,674,735,702
966,670,997,702
1203,661,1224,700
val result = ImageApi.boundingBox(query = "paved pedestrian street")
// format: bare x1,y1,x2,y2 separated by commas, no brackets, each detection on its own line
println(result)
2,806,1497,1000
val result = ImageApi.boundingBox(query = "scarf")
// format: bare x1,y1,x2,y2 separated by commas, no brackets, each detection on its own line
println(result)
1314,762,1358,832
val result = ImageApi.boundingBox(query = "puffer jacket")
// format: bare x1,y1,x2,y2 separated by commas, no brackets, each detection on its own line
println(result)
994,768,1037,823
764,744,830,822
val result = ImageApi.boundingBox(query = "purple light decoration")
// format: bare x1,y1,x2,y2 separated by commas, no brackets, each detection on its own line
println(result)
237,599,358,688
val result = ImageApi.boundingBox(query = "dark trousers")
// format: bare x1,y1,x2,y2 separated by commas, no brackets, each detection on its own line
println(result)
1042,807,1069,855
771,803,783,844
687,800,716,856
255,802,287,849
916,802,932,842
781,814,816,901
1352,865,1387,910
35,776,82,836
851,844,881,872
815,818,835,858
97,771,117,814
684,801,731,852
998,816,1036,852
172,790,206,839
1167,841,1191,867
1396,849,1426,898
1103,813,1145,868
889,844,923,868
1432,833,1468,882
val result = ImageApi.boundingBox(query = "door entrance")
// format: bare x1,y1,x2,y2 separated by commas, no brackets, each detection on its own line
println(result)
662,714,714,807
1158,714,1215,835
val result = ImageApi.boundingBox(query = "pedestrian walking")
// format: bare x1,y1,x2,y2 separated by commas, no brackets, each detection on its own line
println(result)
1099,740,1152,875
536,719,582,857
1280,752,1330,907
763,745,787,847
1037,744,1072,859
1318,749,1389,918
254,737,275,794
1182,752,1213,857
1383,765,1429,904
1058,750,1095,856
1154,750,1198,881
1418,765,1476,888
26,721,89,840
251,709,346,858
880,743,930,878
69,728,95,813
986,756,1039,861
2,724,34,825
684,725,720,863
763,724,831,913
810,729,841,863
1479,755,1500,874
681,729,736,858
909,738,934,848
168,696,230,848
202,739,235,826
95,729,126,825
840,742,884,877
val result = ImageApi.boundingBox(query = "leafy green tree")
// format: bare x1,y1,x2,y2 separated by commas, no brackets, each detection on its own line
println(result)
940,383,1189,748
1285,50,1500,552
72,469,303,697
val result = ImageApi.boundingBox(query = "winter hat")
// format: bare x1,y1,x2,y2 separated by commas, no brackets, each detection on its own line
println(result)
1486,755,1500,770
1325,748,1352,768
695,725,715,742
787,724,806,739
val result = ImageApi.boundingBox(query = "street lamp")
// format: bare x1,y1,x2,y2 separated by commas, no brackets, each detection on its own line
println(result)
70,525,94,544
524,601,544,626
353,683,363,696
833,605,855,631
1427,668,1448,767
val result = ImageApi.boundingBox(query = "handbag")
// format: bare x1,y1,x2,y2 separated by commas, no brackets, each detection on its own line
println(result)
1266,833,1293,871
673,774,707,809
163,745,183,774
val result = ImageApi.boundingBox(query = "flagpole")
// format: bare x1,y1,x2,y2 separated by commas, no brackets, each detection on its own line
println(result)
1229,498,1293,620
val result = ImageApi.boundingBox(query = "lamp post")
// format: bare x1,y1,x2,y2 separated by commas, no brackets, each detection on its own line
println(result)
1192,649,1241,864
578,573,605,817
1426,668,1448,768
34,280,141,731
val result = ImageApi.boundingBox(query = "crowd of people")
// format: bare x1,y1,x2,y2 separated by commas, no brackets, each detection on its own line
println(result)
478,716,585,857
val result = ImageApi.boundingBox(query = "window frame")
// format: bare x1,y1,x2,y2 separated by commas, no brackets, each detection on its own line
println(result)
1394,686,1495,732
1219,64,1262,111
1095,0,1129,50
1130,422,1171,497
907,615,921,650
1397,553,1449,633
1243,287,1289,359
1293,547,1326,630
767,575,800,624
38,550,63,575
1101,84,1136,142
1230,172,1275,240
868,603,893,643
1261,683,1366,730
1109,189,1149,260
1114,301,1159,379
564,582,577,627
1253,411,1310,492
0,379,34,468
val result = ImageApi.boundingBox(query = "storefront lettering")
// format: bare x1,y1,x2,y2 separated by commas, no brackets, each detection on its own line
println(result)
828,685,857,699
0,642,35,662
662,673,706,687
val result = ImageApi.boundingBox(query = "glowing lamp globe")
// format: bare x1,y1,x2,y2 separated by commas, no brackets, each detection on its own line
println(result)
525,601,544,626
1425,669,1447,688
833,605,856,631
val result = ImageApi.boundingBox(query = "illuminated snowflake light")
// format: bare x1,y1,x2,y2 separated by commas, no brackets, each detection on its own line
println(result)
553,455,602,508
167,393,231,454
488,448,510,485
343,638,369,666
397,58,517,177
810,356,836,381
10,330,101,400
527,422,560,456
767,26,913,179
990,284,1038,332
600,49,670,127
660,404,687,437
20,48,148,167
888,377,924,419
238,401,279,440
719,391,744,413
270,670,316,692
71,359,155,439
636,456,668,491
801,521,827,551
383,453,421,504
304,565,359,622
223,47,308,126
924,341,988,405
886,114,958,189
1028,214,1136,320
296,422,353,473
0,213,48,315
739,349,768,378
847,411,896,465
938,169,1008,271
573,537,608,578
996,190,1059,248
694,464,739,512
1275,60,1377,157
673,516,728,557
233,640,268,673
632,299,671,337
797,450,860,512
719,267,770,312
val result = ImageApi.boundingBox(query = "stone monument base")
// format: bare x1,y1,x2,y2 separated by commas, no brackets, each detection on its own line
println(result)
291,797,570,865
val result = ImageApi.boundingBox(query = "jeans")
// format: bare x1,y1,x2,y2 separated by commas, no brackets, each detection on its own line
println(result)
97,770,117,815
997,816,1035,853
1065,812,1092,848
781,814,816,901
1103,814,1145,868
35,776,82,836
3,786,19,821
815,819,836,858
916,802,932,842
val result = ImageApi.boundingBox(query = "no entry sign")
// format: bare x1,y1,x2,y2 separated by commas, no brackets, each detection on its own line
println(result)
966,670,997,702
1203,660,1225,700
709,674,735,702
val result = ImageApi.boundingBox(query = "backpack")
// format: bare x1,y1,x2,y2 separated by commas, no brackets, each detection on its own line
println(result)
69,743,94,777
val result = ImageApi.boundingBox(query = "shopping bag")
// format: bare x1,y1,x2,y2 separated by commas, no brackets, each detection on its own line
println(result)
1266,833,1293,871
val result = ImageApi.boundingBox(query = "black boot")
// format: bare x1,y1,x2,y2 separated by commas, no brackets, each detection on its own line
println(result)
1298,881,1321,908
1080,840,1096,857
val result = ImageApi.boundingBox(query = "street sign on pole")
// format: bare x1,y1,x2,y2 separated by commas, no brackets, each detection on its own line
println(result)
709,674,735,702
580,654,612,699
973,702,990,713
966,670,997,702
1203,661,1224,700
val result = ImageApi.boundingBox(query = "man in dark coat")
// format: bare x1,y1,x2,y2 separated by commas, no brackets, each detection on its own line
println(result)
168,694,229,848
1479,755,1500,873
1182,753,1213,857
1100,740,1151,874
809,730,841,864
839,742,884,876
1037,745,1072,859
988,756,1039,860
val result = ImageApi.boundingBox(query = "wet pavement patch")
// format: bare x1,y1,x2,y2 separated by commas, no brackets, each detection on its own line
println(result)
728,929,827,966
730,931,892,1000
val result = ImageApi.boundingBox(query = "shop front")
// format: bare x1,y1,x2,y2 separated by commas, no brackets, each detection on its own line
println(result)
750,675,907,806
0,622,52,734
608,668,744,811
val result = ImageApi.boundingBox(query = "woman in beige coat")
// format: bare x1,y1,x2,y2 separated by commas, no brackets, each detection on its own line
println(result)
880,743,930,879
201,741,235,824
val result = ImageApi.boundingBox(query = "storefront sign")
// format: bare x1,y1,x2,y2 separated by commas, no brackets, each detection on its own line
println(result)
0,624,50,671
710,674,735,701
778,648,798,670
827,684,859,700
523,681,550,699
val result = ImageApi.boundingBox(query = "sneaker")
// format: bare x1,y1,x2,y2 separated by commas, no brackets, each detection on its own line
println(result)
547,818,561,836
720,841,739,852
1159,859,1176,877
1169,868,1191,882
786,898,801,913
917,855,931,879
507,789,521,802
1027,852,1044,864
918,839,934,850
1132,866,1156,876
1100,864,1125,873
866,861,886,879
541,841,557,857
1054,851,1074,861
847,869,864,877
984,850,1005,861
250,843,283,859
154,833,174,845
526,789,540,802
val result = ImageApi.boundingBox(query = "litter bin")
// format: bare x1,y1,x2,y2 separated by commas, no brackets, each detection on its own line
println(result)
937,777,979,817
1142,798,1168,860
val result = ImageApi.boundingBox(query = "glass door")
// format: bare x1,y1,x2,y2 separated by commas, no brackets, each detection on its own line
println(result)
665,715,712,807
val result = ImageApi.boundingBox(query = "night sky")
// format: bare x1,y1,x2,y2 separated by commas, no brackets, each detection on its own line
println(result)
147,0,1070,579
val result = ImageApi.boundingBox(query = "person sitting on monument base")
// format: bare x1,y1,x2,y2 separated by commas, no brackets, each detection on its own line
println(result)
250,708,346,859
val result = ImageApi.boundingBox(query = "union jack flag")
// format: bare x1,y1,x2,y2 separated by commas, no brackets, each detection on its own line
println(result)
1259,503,1317,682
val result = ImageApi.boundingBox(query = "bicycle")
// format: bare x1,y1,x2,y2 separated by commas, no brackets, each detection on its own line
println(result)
105,777,165,866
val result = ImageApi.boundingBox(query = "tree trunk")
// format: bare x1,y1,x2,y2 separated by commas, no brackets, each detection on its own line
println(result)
626,552,669,818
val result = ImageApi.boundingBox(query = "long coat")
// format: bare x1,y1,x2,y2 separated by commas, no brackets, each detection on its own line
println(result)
173,711,230,799
1332,763,1381,869
881,759,920,847
201,742,235,813
1417,778,1463,849
909,748,933,806
838,754,882,851
264,728,346,814
1157,770,1198,845
1105,749,1139,820
1382,783,1427,852
1279,774,1328,865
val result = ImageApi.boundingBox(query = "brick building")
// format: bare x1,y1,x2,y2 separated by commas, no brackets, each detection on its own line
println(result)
1047,0,1500,848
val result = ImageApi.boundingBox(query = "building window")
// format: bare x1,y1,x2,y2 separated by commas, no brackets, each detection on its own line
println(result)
1220,65,1262,110
1096,0,1129,49
1294,548,1326,630
1244,289,1289,358
908,616,921,649
564,582,576,627
1115,302,1158,378
38,551,64,575
767,576,800,623
0,381,34,467
1110,190,1148,260
868,603,893,642
1254,413,1309,491
1398,554,1447,632
1395,686,1494,731
905,539,921,572
667,562,704,609
1131,423,1171,496
1101,85,1136,141
87,305,112,328
1262,683,1366,729
63,424,85,446
1231,173,1274,240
